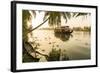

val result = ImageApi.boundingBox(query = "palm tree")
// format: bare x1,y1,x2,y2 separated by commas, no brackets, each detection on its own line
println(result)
43,11,71,27
22,10,90,47
73,12,90,17
22,10,90,46
22,10,89,62
28,11,90,33
28,11,71,33
22,10,36,42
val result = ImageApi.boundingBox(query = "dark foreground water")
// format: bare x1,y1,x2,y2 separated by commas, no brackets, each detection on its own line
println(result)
29,30,91,62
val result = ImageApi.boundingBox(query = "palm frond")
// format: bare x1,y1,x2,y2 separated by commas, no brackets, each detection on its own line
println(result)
72,12,78,17
30,10,36,18
22,10,31,21
65,12,71,19
72,12,89,17
43,12,50,20
61,12,71,23
76,13,88,17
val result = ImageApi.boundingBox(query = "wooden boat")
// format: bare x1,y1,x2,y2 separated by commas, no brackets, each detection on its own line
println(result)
54,26,73,34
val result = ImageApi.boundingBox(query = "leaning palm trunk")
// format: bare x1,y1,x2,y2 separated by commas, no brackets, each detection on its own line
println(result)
23,41,48,61
23,11,89,62
28,16,50,33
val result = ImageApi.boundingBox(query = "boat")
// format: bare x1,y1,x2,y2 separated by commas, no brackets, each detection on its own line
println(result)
54,26,73,33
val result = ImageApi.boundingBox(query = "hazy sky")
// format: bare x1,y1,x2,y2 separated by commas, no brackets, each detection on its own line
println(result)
31,11,91,28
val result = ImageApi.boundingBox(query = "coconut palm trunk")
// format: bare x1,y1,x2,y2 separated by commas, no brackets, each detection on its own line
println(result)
22,10,89,62
28,16,50,33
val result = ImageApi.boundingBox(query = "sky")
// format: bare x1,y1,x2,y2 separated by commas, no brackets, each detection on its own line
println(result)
31,11,91,29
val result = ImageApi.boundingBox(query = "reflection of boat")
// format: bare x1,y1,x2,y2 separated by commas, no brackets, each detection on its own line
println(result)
54,26,73,33
54,33,72,41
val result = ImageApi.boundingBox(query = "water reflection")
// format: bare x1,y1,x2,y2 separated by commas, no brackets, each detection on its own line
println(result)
54,32,73,41
23,30,91,62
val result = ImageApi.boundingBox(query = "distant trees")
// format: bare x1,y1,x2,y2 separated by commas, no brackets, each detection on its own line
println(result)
22,10,90,42
22,10,90,62
73,26,91,31
84,26,91,31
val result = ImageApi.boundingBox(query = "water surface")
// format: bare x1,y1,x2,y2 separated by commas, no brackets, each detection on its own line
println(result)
29,30,91,62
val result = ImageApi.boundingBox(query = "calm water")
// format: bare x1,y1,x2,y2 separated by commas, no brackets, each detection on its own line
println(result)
29,30,91,62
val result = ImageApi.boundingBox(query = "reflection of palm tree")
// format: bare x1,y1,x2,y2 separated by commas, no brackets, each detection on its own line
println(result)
22,10,89,62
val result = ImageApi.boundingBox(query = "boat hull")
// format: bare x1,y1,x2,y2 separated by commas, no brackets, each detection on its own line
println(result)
54,29,73,34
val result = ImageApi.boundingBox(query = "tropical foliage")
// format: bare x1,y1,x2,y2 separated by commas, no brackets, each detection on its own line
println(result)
43,12,71,27
22,10,89,62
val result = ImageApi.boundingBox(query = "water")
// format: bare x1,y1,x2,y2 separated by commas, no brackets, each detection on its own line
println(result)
29,30,91,62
